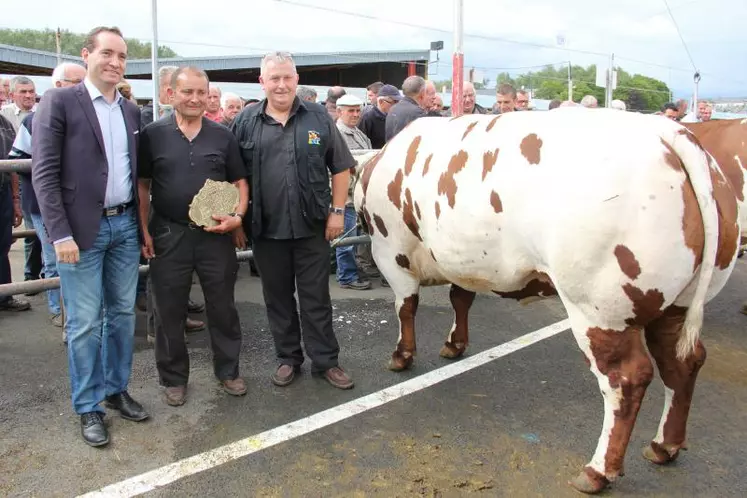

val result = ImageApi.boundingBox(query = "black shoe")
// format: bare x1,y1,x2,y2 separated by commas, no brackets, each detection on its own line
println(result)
105,391,149,422
80,412,109,447
0,297,31,311
187,299,205,314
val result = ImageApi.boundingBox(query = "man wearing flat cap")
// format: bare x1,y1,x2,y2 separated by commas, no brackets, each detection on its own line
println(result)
334,94,371,291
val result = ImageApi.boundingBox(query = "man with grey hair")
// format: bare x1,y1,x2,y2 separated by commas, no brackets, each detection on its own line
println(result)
385,75,428,142
1,76,36,131
8,62,87,327
580,94,598,108
220,91,244,127
205,85,223,122
2,76,42,289
140,65,178,126
231,51,356,390
296,86,317,103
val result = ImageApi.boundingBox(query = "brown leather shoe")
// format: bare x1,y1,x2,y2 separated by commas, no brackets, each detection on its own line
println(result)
221,377,247,396
324,367,354,390
271,364,300,387
164,386,186,406
186,317,205,333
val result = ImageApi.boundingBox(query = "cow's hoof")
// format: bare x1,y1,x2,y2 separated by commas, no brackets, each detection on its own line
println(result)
643,442,680,465
439,343,466,359
388,353,413,372
568,468,610,495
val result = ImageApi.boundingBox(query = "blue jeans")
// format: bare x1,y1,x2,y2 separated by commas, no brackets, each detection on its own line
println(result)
20,183,42,281
57,208,140,414
30,213,61,315
335,206,360,285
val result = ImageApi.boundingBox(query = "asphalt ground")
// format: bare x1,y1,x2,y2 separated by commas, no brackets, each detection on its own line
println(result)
1,241,746,498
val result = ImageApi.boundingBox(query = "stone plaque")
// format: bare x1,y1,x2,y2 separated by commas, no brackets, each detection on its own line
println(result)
188,179,239,228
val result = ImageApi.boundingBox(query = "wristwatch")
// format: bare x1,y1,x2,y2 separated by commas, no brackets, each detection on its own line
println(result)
329,206,344,215
229,212,244,219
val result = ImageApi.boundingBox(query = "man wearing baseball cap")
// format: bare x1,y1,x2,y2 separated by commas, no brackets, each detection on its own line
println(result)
357,84,401,150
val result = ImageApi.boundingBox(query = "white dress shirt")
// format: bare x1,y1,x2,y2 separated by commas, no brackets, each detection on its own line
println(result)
83,78,132,208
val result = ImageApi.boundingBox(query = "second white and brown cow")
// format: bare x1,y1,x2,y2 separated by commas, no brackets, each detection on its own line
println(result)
353,108,740,494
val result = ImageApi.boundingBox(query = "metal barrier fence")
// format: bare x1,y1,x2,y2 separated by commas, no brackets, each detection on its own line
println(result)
0,158,31,173
2,159,35,240
0,151,380,297
0,235,371,298
3,152,381,240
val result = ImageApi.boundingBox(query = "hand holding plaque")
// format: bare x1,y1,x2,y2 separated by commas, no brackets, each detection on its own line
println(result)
189,179,241,234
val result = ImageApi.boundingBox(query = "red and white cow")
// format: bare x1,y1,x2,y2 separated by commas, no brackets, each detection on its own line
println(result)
683,118,747,239
353,108,740,494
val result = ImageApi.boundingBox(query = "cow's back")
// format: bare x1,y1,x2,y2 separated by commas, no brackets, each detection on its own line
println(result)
355,107,738,322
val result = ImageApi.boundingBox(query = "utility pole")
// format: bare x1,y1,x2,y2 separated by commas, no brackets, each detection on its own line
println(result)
451,0,464,117
150,0,160,121
605,53,615,107
55,28,62,66
692,71,701,114
567,61,573,101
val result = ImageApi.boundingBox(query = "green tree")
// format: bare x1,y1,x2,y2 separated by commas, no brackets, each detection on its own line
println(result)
0,28,178,59
496,63,670,112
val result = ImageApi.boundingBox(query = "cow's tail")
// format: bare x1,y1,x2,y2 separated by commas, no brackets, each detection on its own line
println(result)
668,128,719,361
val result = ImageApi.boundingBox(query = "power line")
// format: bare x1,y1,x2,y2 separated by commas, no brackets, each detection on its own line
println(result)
662,0,698,71
272,0,701,74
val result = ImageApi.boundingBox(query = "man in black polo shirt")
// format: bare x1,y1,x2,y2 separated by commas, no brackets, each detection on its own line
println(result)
138,66,249,407
231,51,355,390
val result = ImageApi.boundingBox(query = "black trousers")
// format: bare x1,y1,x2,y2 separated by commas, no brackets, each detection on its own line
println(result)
253,230,340,372
150,219,242,387
0,183,13,300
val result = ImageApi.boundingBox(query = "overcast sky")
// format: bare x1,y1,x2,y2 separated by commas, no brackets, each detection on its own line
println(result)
2,0,745,99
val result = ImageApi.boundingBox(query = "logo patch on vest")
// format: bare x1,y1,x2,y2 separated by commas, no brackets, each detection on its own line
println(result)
308,130,321,145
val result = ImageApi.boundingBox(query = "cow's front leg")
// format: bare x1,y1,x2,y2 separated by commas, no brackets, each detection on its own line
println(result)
389,293,419,371
440,284,476,359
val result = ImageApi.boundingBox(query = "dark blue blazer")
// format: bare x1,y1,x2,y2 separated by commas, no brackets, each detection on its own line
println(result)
31,82,141,250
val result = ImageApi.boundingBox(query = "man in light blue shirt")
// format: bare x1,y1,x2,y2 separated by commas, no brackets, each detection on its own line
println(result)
32,26,149,447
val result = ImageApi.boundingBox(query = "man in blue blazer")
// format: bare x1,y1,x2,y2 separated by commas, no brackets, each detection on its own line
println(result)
32,26,149,447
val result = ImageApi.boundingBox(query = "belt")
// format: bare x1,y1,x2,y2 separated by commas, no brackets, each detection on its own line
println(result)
156,214,204,231
102,200,135,217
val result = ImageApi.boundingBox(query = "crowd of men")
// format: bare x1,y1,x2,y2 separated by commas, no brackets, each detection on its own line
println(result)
0,25,722,448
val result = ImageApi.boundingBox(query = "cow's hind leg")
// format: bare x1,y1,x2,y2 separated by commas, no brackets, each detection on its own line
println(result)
439,284,476,359
564,304,655,494
379,258,421,372
642,306,706,465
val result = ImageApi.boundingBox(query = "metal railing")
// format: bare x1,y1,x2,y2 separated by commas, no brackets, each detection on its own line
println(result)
0,152,380,297
0,158,31,173
0,235,371,298
2,159,36,240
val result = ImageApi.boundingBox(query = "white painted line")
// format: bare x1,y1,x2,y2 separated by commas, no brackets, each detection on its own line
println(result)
78,319,570,498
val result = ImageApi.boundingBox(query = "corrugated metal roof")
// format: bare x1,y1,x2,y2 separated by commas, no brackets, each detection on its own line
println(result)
124,49,429,74
0,43,428,75
0,43,82,73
